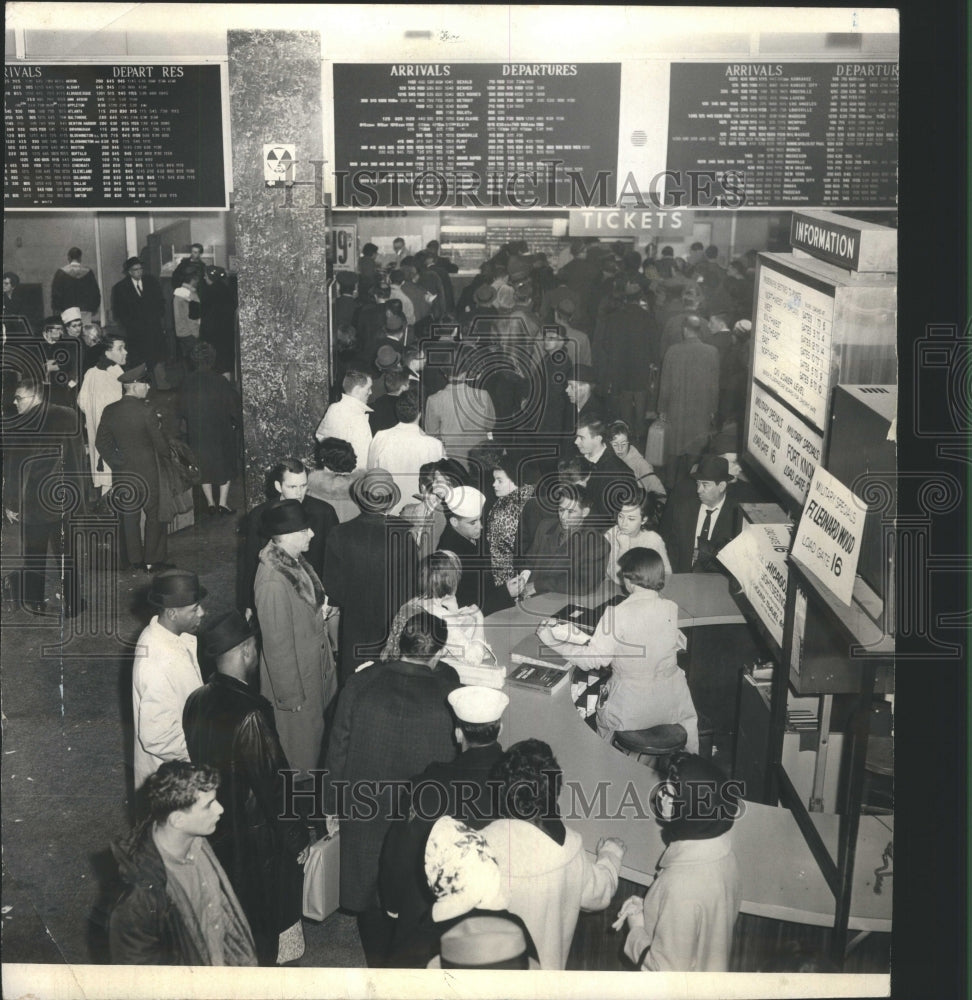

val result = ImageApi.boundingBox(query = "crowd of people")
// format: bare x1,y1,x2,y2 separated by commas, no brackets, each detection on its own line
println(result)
3,246,242,590
4,232,767,971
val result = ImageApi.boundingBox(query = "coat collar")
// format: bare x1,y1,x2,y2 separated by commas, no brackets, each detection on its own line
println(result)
660,830,734,867
258,540,326,611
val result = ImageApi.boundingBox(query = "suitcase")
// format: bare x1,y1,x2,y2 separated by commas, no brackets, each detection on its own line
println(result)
302,831,340,921
645,418,666,466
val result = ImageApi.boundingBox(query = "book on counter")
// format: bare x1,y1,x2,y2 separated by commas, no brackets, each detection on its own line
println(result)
551,594,625,635
507,634,571,695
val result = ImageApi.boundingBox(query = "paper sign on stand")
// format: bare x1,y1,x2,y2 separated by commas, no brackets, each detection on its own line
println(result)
792,467,867,605
718,522,793,648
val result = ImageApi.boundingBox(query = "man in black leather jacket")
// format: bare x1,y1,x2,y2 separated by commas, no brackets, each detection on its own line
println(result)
182,610,310,965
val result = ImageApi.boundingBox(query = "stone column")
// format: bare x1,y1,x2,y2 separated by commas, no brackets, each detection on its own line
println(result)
227,30,329,506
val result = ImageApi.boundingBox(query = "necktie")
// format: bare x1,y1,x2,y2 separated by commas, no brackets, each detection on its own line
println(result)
135,281,142,296
695,508,714,567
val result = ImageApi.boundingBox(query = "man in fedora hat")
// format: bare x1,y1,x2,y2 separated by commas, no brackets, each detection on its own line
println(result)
323,468,419,685
253,500,338,779
110,256,166,367
663,455,738,574
132,570,207,790
183,610,310,966
96,364,173,572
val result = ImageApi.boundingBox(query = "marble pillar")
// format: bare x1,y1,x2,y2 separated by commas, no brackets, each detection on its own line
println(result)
227,30,329,506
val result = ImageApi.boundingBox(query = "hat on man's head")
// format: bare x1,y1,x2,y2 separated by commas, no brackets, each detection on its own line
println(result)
118,363,152,385
555,297,576,319
444,485,486,520
60,307,82,324
335,270,357,290
691,455,730,483
448,686,509,725
568,363,596,385
261,499,311,536
123,256,142,272
424,817,510,922
506,256,532,282
732,319,752,338
201,609,257,658
375,344,403,372
384,311,406,333
148,569,207,608
350,468,401,513
429,916,539,970
473,284,497,305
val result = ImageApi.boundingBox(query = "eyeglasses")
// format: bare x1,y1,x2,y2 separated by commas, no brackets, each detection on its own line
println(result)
13,393,35,403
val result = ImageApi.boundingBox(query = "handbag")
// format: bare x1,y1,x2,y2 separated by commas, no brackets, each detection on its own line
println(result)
645,418,666,466
302,832,340,921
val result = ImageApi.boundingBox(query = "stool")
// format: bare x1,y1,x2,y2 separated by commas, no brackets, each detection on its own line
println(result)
612,724,687,772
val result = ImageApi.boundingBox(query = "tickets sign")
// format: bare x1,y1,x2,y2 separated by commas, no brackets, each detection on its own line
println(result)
793,467,867,605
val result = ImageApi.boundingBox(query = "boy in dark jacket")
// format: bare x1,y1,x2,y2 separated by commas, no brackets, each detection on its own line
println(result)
108,761,258,965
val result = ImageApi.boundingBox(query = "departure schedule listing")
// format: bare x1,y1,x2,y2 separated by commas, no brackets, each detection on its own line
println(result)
753,264,835,431
667,62,898,207
4,64,226,209
332,63,621,208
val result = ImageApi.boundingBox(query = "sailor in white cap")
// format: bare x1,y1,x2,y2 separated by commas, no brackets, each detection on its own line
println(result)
407,685,509,830
437,485,488,608
379,685,511,965
60,306,84,339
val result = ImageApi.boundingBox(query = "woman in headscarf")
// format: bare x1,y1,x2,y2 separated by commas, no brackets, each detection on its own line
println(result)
614,752,742,972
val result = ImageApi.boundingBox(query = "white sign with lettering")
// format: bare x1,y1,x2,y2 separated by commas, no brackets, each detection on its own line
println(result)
747,383,824,504
752,264,835,430
793,467,867,605
718,522,792,648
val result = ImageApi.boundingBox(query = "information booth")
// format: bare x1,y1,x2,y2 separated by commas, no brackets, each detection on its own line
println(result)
734,210,896,961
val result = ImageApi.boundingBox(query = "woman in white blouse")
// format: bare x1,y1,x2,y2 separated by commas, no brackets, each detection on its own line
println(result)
604,488,672,584
537,547,698,750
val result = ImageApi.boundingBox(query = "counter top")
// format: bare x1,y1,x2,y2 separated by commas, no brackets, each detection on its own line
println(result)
485,576,892,932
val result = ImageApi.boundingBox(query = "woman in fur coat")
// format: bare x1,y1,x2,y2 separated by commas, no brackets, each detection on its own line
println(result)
253,500,338,777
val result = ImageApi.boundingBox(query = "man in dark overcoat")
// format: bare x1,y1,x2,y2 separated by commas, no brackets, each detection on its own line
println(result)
96,364,171,571
183,610,310,966
323,610,460,967
2,378,86,615
110,256,167,366
322,469,418,685
379,686,509,967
